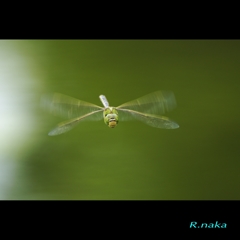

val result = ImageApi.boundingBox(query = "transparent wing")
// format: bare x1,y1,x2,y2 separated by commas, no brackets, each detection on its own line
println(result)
48,111,103,136
117,109,179,129
116,91,177,121
40,92,103,121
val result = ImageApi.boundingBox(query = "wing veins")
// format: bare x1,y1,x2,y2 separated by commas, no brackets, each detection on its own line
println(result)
117,108,179,129
48,109,103,136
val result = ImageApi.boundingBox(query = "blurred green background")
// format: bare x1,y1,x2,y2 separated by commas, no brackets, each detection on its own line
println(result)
1,40,240,200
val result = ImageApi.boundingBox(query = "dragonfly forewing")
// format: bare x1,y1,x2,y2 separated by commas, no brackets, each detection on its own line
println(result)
116,91,177,121
41,92,103,120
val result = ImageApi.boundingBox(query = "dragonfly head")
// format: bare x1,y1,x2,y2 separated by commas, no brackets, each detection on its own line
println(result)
103,107,119,128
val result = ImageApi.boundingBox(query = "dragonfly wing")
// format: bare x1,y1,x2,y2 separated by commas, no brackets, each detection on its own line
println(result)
117,109,179,129
117,91,177,121
48,110,103,136
41,92,103,120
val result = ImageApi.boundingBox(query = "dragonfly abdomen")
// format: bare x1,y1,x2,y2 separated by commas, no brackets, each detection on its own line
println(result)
99,95,109,108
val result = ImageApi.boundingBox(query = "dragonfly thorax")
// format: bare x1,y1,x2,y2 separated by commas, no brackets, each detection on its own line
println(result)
103,107,119,128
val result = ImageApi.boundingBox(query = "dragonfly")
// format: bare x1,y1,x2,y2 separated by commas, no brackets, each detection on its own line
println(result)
41,91,179,136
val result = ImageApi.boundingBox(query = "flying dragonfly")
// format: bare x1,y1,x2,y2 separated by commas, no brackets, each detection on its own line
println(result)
41,91,179,136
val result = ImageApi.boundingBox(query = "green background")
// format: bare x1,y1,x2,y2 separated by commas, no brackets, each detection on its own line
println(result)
1,40,240,199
